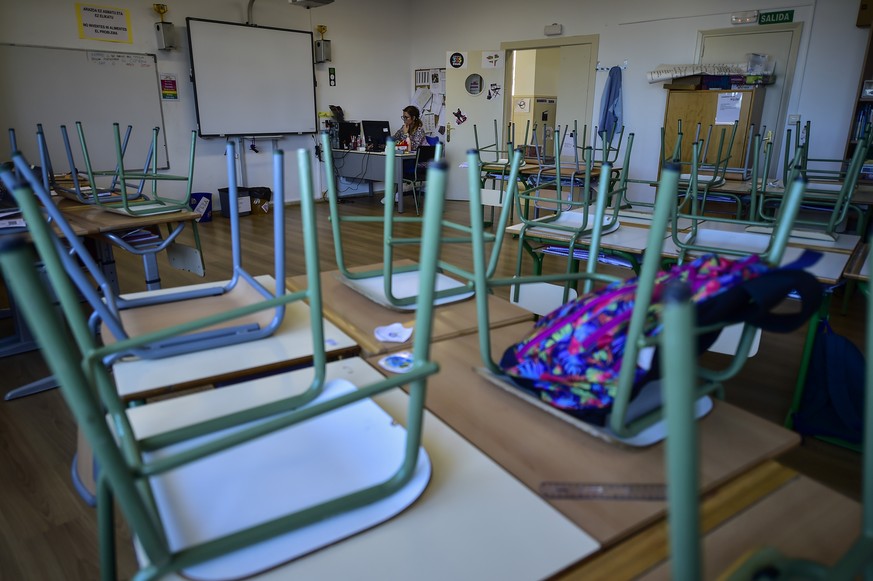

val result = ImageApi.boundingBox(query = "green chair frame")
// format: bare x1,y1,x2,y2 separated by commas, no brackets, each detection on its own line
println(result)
513,130,636,287
323,131,482,309
671,134,805,265
0,147,448,581
6,141,287,363
486,162,807,443
764,122,872,240
660,248,873,580
74,121,197,216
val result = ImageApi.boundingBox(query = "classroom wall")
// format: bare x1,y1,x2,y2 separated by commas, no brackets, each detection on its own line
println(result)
1,0,412,204
1,0,868,204
408,0,868,200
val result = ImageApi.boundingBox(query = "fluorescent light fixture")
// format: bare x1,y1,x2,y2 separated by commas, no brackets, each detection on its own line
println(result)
731,10,759,25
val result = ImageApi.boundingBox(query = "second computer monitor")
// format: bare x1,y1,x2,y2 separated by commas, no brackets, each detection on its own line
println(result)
362,120,392,151
337,121,361,149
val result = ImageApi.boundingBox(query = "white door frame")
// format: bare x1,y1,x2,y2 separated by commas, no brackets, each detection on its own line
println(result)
500,35,600,147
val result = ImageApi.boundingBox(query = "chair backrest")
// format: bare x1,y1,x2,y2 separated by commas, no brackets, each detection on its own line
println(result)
4,140,287,364
412,144,438,183
0,147,448,580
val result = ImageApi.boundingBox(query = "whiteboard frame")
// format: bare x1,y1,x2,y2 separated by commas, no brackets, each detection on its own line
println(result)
186,18,318,138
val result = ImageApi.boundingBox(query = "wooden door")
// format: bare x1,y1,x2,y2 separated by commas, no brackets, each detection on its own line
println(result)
663,89,764,178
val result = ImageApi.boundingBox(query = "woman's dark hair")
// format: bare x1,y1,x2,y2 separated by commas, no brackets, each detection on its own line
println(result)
403,105,423,133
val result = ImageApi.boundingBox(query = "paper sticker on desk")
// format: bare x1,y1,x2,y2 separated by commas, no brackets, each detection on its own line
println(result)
375,322,413,343
378,352,414,374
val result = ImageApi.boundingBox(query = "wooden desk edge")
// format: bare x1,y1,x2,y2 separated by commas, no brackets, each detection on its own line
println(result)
550,460,799,581
118,344,361,403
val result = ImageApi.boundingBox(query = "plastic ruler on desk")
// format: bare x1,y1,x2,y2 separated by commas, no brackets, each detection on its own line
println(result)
540,481,667,501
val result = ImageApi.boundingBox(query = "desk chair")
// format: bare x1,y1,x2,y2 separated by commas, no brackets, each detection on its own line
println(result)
0,147,447,581
759,122,872,241
483,165,809,446
29,123,142,204
322,131,476,310
660,264,873,581
512,130,635,291
678,121,741,218
2,141,286,364
672,134,804,264
34,123,205,288
402,143,440,216
76,122,197,217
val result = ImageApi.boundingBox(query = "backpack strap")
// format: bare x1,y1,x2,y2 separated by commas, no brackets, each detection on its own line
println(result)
695,263,823,345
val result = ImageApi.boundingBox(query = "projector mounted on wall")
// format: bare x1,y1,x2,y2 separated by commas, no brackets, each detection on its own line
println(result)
289,0,334,7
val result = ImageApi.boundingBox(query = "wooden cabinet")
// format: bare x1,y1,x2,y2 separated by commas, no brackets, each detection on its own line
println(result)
662,88,765,180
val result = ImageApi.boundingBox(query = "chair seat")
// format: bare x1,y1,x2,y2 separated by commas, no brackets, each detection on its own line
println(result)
338,270,474,311
524,209,621,237
128,377,431,581
478,368,714,447
681,228,770,255
105,275,280,345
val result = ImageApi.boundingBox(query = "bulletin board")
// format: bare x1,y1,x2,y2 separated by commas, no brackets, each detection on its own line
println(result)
414,68,446,138
0,43,169,170
187,18,317,137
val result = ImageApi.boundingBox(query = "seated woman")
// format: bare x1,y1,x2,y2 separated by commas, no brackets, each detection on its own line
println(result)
383,105,430,205
393,105,428,152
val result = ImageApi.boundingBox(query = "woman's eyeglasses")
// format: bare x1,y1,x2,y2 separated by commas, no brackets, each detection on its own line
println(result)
401,115,411,120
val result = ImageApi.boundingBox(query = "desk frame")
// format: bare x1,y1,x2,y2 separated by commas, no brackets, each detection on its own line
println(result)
330,149,416,213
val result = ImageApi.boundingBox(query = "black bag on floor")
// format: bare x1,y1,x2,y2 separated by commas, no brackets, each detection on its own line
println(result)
793,320,865,444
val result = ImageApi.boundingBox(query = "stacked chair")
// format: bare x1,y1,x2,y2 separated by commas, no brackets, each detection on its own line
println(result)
323,131,476,309
0,145,448,580
474,159,812,446
753,119,873,241
6,141,289,365
34,122,205,287
49,121,197,217
512,128,635,289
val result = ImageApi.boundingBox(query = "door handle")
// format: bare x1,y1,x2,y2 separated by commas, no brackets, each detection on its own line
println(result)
446,122,454,143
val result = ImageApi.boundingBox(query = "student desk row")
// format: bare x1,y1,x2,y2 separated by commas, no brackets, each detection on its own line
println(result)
75,265,860,576
507,209,859,285
372,322,860,578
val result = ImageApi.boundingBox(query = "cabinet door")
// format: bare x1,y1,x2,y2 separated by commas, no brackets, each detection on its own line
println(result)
663,89,763,177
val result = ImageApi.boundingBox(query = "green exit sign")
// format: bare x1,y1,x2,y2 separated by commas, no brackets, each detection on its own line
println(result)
759,10,794,25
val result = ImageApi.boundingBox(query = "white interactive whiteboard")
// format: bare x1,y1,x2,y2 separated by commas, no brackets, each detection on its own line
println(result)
0,43,169,170
186,18,317,137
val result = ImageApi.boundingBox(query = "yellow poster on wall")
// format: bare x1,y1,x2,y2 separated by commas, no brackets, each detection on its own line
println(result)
77,3,133,44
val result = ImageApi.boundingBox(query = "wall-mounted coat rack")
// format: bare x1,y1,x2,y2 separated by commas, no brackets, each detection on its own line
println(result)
596,59,628,72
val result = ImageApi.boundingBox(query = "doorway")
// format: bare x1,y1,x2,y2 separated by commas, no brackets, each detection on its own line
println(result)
444,35,598,200
696,23,803,178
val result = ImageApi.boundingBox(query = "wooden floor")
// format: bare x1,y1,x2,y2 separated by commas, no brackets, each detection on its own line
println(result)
0,194,864,579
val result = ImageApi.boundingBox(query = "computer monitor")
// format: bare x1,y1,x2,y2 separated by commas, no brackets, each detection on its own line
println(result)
362,120,392,151
337,121,361,149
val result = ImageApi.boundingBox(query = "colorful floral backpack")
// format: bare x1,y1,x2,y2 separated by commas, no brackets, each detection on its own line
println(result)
499,252,822,426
